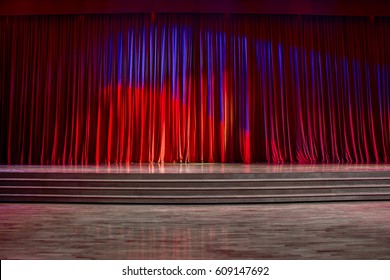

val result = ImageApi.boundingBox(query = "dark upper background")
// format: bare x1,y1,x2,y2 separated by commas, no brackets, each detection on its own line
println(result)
0,0,389,16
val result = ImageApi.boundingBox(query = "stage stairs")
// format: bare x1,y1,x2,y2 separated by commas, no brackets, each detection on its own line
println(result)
1,169,390,203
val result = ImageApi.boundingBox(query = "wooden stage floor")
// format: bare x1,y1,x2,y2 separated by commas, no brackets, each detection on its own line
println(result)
2,163,390,173
1,164,390,259
0,202,390,259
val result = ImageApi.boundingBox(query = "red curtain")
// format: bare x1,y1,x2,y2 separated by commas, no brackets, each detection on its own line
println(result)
1,14,389,164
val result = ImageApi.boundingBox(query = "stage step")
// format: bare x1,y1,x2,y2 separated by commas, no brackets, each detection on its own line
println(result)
1,171,390,203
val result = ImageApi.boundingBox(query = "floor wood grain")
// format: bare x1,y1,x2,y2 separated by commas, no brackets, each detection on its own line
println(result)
2,163,390,174
0,202,389,259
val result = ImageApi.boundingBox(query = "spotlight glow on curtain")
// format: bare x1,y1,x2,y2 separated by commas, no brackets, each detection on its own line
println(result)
0,14,389,164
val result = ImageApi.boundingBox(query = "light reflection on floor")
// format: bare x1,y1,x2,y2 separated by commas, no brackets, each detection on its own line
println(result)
0,202,390,259
1,163,390,174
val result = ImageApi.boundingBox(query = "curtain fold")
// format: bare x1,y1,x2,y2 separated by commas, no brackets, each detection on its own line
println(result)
0,14,389,164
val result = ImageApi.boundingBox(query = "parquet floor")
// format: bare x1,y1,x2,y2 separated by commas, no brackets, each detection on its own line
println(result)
1,202,389,259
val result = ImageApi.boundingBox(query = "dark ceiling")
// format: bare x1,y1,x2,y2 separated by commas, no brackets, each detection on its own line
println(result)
0,0,390,16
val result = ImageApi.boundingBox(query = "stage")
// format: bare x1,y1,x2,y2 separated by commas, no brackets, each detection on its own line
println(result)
1,2,390,263
1,164,390,204
1,164,390,259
